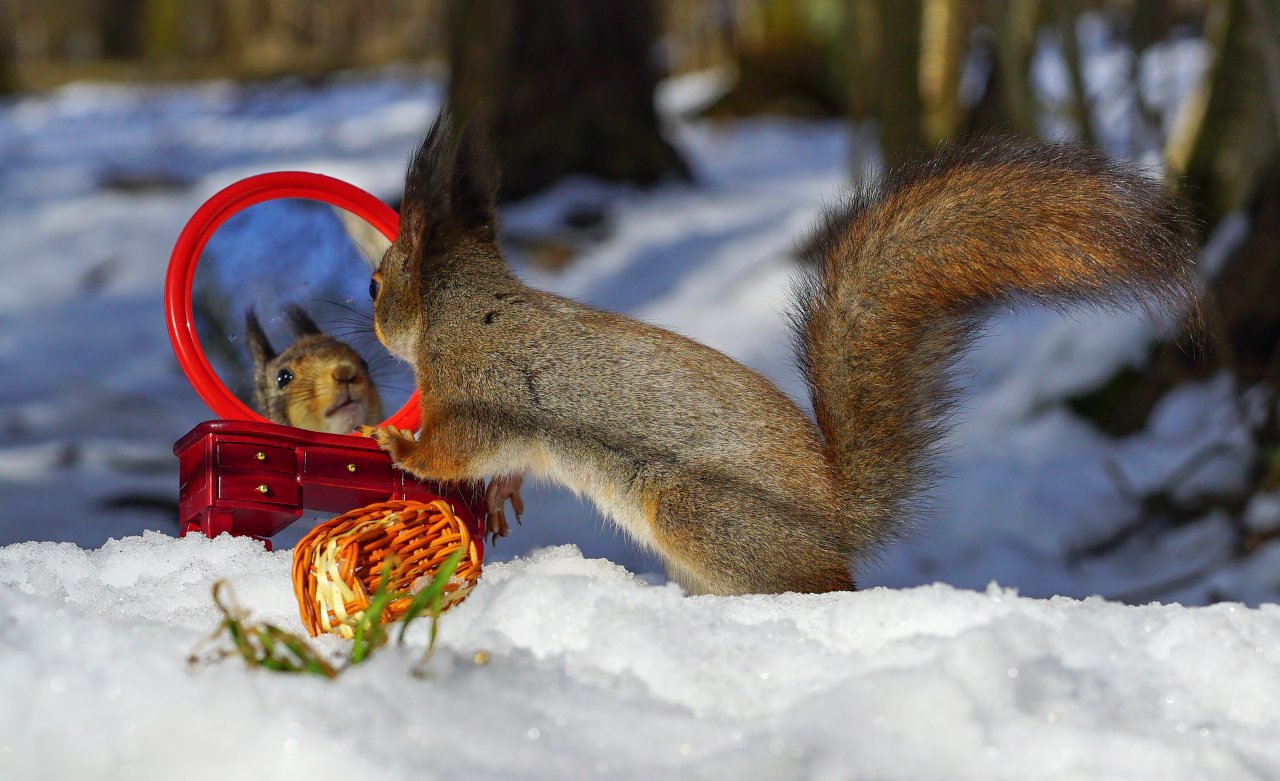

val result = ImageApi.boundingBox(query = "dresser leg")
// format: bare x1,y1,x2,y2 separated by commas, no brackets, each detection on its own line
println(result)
180,508,234,540
179,509,274,550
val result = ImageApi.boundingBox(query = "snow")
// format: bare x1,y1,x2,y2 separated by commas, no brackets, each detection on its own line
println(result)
2,535,1278,781
1,38,1278,778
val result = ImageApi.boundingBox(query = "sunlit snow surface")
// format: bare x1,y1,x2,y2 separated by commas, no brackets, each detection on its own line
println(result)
2,50,1279,779
2,535,1278,781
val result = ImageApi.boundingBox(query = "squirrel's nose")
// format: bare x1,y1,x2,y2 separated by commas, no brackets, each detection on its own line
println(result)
332,365,359,384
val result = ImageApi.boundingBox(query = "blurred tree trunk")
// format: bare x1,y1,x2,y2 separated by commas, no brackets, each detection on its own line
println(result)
447,0,689,201
876,0,926,164
964,0,1041,138
702,0,846,118
919,0,970,146
0,3,14,95
1167,0,1278,234
99,0,184,61
694,0,939,129
843,0,879,123
843,0,881,176
848,0,967,165
1055,0,1097,147
101,0,147,59
142,0,184,59
1124,0,1176,155
1129,0,1175,50
1204,163,1280,388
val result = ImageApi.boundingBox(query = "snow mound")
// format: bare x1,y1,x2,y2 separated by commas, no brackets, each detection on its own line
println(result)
1,534,1277,780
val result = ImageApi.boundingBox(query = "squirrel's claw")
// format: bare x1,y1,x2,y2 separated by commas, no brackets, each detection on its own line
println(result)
485,474,524,544
511,486,525,525
358,425,417,463
486,508,509,546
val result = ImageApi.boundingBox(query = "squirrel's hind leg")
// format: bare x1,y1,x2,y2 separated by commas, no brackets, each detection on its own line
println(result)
649,481,856,596
661,556,714,595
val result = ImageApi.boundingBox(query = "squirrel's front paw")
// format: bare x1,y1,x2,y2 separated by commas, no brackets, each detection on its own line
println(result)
484,474,525,545
358,425,417,463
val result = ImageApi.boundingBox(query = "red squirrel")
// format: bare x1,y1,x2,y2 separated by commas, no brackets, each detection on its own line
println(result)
361,108,1198,596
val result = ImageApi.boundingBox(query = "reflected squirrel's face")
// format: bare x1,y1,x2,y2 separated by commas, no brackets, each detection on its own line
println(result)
265,337,383,434
246,307,384,435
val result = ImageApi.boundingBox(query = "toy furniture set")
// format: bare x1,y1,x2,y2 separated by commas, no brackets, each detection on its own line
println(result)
166,172,486,634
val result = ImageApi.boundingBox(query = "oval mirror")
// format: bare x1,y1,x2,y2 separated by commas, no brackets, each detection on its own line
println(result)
166,173,420,433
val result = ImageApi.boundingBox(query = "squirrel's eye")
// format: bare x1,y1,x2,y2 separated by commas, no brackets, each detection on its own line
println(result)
276,368,294,389
369,278,380,301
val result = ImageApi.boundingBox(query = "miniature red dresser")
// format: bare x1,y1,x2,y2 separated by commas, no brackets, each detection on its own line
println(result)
174,420,486,552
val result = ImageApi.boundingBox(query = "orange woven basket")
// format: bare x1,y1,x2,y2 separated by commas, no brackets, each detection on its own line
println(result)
292,499,483,638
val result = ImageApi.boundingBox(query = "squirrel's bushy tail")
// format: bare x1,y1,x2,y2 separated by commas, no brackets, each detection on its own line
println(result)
793,140,1199,552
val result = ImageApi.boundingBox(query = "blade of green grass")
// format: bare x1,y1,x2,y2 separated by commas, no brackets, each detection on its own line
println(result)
397,549,464,646
200,580,338,679
349,556,404,665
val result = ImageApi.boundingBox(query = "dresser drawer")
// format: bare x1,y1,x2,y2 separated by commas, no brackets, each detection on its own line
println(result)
217,442,296,474
218,472,299,506
303,447,395,485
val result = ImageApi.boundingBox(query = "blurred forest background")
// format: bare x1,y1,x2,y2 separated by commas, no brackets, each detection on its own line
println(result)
5,0,1276,224
4,0,1280,596
4,1,1276,226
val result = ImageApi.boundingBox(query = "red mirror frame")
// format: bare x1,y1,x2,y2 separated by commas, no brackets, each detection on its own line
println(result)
164,171,420,432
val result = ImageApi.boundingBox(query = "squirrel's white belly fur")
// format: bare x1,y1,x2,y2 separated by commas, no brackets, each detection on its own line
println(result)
476,439,657,553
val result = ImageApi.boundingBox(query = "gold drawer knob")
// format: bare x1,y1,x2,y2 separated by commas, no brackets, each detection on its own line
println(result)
255,451,266,461
256,484,270,495
346,463,357,473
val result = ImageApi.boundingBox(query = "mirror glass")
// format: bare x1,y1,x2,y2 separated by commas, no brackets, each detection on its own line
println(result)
192,198,413,434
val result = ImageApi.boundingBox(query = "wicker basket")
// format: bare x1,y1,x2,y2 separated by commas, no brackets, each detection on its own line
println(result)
292,499,483,638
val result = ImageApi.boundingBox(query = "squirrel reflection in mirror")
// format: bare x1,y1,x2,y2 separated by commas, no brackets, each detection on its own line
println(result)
246,305,384,435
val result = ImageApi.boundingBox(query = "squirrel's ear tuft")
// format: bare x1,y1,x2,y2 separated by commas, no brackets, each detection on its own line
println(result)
448,109,499,237
245,309,276,368
401,104,499,253
285,304,322,337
